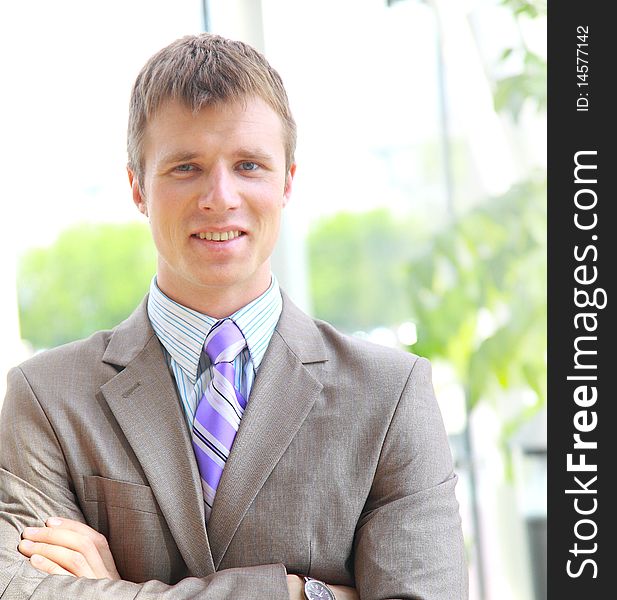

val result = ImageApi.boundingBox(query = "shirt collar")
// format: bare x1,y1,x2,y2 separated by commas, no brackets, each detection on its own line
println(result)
147,276,282,383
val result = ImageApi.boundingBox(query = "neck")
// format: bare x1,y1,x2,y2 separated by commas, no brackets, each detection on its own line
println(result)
157,276,272,319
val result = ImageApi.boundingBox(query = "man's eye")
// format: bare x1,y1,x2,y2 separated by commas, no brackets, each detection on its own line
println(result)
175,164,196,172
238,161,259,171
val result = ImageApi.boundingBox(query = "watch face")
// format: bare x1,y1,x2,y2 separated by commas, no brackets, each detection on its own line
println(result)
305,580,335,600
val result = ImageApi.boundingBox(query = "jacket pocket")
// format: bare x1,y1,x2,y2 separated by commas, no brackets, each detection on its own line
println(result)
83,475,162,515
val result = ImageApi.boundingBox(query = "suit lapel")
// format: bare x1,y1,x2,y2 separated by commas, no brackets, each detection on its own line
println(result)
99,299,215,576
207,294,328,569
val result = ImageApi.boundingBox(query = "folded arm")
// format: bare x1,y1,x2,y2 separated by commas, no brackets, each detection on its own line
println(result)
17,518,357,599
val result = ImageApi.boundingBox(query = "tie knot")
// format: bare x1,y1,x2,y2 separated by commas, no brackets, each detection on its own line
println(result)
204,319,246,364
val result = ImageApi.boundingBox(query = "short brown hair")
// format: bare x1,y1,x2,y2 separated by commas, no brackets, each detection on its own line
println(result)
127,33,296,180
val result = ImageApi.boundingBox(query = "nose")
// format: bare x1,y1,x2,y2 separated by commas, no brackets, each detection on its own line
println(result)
198,163,241,211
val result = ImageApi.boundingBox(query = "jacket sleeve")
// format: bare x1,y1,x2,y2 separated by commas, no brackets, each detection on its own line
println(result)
0,367,290,600
352,357,469,600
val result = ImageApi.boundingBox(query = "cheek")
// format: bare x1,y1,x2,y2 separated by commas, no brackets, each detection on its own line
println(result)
252,189,286,220
262,211,283,245
147,196,178,228
148,210,179,249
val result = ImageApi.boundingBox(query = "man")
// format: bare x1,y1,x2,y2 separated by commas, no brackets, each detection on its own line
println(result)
0,34,468,599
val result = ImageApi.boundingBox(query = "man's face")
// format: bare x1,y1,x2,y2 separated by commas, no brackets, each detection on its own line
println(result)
129,97,295,314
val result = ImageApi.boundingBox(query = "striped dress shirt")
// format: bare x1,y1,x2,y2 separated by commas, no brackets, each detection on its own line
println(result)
147,276,283,430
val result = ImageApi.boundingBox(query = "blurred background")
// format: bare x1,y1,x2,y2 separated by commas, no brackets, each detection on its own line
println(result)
0,1,546,598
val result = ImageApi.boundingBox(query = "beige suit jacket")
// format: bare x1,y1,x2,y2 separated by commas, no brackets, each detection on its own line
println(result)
0,294,467,599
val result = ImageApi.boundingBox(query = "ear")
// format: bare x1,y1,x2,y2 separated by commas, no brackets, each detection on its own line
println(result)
282,163,296,208
127,166,148,216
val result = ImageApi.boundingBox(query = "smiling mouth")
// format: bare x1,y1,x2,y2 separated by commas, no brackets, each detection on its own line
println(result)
193,230,244,241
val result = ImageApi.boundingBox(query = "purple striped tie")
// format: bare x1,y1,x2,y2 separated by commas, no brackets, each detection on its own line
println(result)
192,319,247,521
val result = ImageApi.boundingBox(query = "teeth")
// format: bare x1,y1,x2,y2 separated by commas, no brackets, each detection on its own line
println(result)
197,230,241,241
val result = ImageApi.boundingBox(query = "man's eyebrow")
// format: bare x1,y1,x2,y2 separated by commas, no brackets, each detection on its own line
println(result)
158,151,201,165
234,148,276,163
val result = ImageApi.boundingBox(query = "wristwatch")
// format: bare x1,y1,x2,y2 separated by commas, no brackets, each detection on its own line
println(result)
303,576,336,600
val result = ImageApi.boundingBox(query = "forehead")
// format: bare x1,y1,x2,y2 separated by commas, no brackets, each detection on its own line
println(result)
142,97,286,164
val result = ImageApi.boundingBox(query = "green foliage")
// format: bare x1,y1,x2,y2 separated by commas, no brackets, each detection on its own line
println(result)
308,209,428,332
306,180,547,429
18,222,156,350
500,0,546,19
407,178,546,412
494,50,546,121
494,0,547,121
